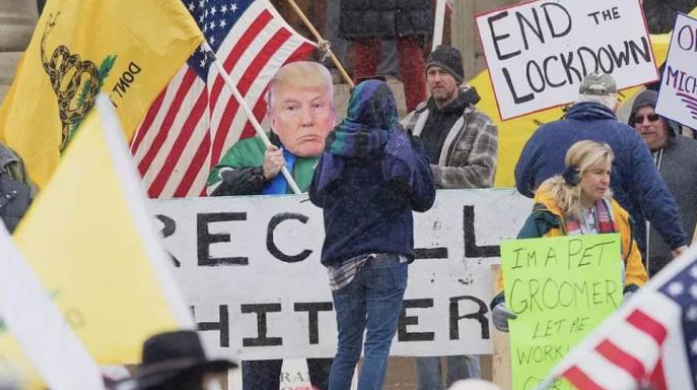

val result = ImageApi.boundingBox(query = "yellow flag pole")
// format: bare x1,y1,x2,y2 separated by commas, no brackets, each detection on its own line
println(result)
283,0,355,89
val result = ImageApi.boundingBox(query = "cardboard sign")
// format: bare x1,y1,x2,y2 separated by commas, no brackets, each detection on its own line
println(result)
476,0,657,120
149,189,532,360
501,234,622,390
656,13,697,129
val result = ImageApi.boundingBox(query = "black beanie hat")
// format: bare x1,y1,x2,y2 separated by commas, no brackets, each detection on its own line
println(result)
426,45,464,84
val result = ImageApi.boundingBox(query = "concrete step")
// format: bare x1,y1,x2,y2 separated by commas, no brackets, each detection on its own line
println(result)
0,51,21,105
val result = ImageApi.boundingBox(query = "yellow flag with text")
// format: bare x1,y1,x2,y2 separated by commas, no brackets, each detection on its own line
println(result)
0,95,193,367
0,0,203,187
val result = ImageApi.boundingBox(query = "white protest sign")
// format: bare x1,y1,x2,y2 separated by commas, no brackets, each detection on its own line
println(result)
476,0,657,120
0,225,104,390
149,189,532,360
656,13,697,129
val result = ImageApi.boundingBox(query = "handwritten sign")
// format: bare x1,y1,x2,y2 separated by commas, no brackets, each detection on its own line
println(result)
656,12,697,129
501,234,622,390
476,0,657,120
149,189,533,360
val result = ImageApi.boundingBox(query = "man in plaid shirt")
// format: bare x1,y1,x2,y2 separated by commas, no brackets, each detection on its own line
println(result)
401,45,498,190
401,45,498,389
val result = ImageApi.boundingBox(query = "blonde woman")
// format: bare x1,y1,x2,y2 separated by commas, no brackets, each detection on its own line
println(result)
491,140,648,332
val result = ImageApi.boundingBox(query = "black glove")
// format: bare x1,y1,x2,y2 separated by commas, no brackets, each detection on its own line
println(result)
212,167,265,196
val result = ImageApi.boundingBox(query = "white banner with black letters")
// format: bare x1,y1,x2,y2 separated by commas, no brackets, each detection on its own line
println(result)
476,0,657,120
149,189,531,360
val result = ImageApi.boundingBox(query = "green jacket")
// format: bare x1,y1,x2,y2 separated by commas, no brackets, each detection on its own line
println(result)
207,135,318,196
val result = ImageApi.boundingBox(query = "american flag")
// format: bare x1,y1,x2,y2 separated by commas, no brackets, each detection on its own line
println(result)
130,0,316,198
539,244,697,390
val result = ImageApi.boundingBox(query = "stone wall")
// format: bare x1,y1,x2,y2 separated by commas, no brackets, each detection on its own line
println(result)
0,0,37,105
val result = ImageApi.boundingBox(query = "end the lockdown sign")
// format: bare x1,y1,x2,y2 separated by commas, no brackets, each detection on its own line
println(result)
501,234,622,390
476,0,657,120
656,13,697,129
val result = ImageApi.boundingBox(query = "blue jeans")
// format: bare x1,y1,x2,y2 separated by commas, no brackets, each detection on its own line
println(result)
328,254,408,390
415,355,482,390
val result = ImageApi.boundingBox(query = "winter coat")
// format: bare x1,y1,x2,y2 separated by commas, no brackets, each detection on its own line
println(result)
206,133,317,196
491,189,648,307
401,87,498,189
514,102,687,253
0,144,31,233
310,80,436,266
628,91,697,275
339,0,432,40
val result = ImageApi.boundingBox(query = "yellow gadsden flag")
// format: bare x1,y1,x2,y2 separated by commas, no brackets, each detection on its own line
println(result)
0,95,193,368
0,0,203,187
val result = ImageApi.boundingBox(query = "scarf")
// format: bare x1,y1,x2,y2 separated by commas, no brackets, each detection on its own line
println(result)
565,198,617,235
314,80,417,193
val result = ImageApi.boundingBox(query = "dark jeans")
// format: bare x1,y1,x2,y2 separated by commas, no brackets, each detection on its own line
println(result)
242,358,332,390
328,253,408,390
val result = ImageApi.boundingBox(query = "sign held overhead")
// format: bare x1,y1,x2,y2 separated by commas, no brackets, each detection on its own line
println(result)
476,0,657,120
656,12,697,129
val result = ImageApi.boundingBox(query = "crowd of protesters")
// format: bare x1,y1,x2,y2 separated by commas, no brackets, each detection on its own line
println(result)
3,1,697,390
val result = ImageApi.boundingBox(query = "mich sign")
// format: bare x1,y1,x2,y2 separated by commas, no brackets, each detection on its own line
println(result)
656,13,697,129
476,0,657,120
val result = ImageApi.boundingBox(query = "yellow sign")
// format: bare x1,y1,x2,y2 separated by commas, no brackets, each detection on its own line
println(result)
1,96,192,371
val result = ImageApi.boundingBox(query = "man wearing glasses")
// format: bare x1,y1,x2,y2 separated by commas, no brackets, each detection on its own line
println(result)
628,89,697,276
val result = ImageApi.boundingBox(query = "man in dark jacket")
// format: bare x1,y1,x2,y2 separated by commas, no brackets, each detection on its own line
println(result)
402,45,497,389
628,90,697,276
515,72,689,258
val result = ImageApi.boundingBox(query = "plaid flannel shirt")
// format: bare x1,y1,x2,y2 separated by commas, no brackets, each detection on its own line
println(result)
401,99,498,189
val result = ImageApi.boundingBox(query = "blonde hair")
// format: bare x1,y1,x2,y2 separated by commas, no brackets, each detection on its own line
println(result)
538,140,615,221
266,61,334,111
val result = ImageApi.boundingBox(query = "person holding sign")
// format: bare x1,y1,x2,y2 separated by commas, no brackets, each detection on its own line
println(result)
206,61,336,390
493,140,648,332
310,80,436,390
628,90,697,276
207,61,336,197
515,72,689,260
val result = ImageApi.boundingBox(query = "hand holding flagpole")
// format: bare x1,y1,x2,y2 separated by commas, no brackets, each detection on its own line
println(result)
202,42,302,195
283,0,355,88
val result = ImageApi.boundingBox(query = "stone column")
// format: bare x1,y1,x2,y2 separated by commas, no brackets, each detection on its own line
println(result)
450,0,520,79
0,0,38,104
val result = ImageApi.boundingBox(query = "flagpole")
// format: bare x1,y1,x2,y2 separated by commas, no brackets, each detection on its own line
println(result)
432,0,447,51
203,42,302,195
283,0,355,88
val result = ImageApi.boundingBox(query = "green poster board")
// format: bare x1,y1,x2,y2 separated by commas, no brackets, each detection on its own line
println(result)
500,234,622,390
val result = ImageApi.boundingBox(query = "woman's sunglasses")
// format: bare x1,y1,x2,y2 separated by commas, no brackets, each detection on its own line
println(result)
633,113,660,124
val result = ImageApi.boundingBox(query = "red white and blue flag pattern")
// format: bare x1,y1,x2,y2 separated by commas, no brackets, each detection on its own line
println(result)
131,0,315,198
541,244,697,390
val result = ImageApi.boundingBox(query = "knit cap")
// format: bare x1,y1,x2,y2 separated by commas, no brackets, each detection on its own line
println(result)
426,45,464,84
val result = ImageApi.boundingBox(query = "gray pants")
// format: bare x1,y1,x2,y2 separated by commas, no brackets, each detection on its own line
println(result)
415,355,481,390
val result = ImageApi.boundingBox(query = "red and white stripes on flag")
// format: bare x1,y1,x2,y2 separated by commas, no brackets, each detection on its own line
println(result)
131,0,315,198
539,245,697,390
